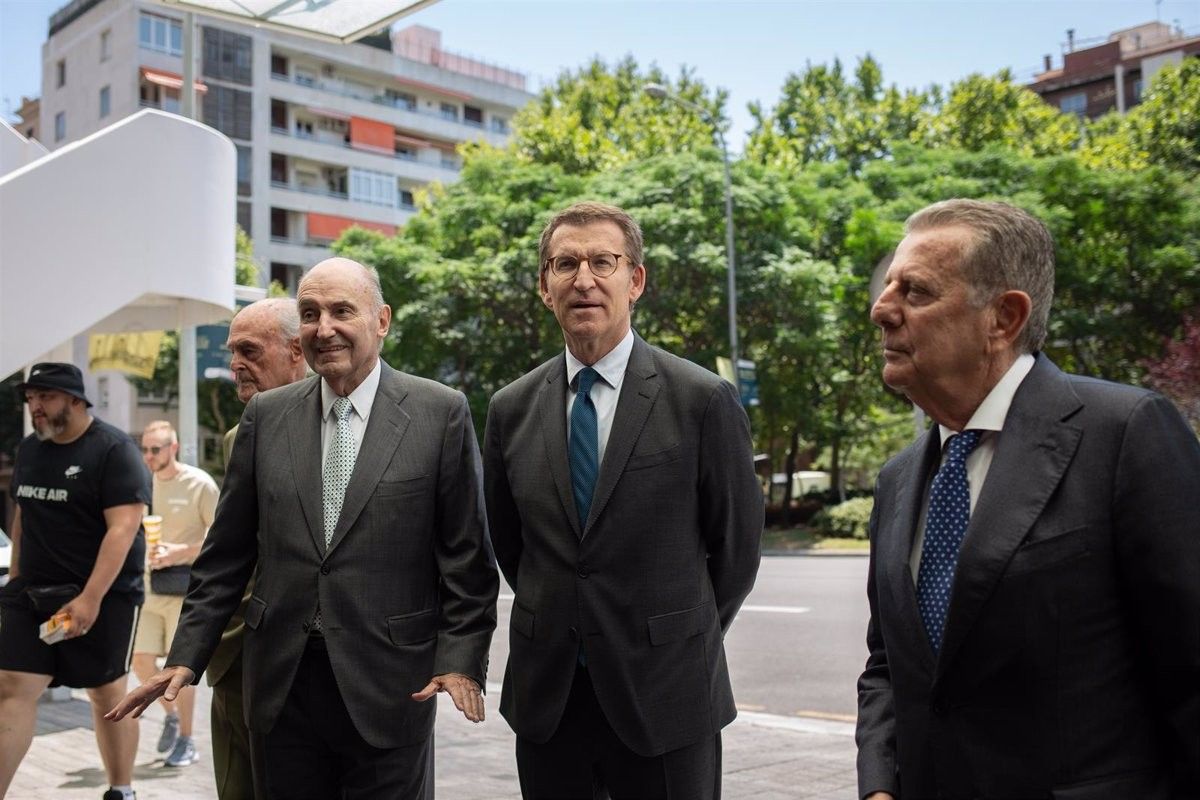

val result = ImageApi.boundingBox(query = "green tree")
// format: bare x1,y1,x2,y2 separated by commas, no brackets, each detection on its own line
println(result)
746,55,932,172
513,57,727,173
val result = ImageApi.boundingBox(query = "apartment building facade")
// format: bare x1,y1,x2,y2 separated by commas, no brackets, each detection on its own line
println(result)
30,0,531,448
1028,21,1200,119
39,0,531,295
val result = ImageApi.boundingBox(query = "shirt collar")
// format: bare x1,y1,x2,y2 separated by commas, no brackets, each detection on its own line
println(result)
321,358,382,422
938,353,1036,446
565,329,635,390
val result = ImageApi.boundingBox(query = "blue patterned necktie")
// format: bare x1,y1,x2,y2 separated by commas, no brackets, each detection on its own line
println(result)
569,367,600,532
917,429,984,653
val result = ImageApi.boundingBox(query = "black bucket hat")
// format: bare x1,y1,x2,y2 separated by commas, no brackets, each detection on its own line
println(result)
16,362,93,407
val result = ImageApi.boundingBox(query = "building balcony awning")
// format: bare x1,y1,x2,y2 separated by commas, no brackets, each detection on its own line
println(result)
140,66,208,94
305,106,352,121
392,76,471,102
393,132,431,148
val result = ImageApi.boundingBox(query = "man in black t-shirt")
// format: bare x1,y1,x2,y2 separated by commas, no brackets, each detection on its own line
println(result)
0,363,150,800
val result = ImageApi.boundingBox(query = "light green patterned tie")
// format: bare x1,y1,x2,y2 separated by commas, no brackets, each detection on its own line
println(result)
313,396,356,632
322,396,357,548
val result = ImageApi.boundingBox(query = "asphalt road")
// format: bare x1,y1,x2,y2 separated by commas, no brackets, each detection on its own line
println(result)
490,554,871,722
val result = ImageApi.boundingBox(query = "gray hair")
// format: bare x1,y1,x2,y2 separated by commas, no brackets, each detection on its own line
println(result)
538,201,645,272
906,199,1055,353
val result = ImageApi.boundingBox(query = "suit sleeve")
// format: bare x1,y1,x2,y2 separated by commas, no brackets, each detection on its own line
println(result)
698,379,763,633
856,487,899,798
483,398,522,592
1111,393,1200,787
166,395,262,680
431,393,499,688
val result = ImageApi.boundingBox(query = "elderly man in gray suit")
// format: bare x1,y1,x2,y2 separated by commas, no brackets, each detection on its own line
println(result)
109,258,498,799
484,201,763,799
858,199,1200,799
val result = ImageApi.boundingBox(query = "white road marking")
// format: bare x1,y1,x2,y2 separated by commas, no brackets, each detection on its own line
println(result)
740,604,811,614
498,595,811,616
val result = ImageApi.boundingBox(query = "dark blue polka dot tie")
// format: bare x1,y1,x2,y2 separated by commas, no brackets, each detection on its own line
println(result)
917,429,984,654
569,367,600,532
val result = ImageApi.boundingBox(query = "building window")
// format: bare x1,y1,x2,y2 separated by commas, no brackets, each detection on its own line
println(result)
1059,92,1087,116
1132,78,1144,103
99,86,111,118
270,98,288,131
202,85,253,140
270,53,288,78
490,116,509,134
236,145,252,196
439,102,458,121
203,27,253,86
56,60,66,88
140,12,183,56
385,89,416,111
100,29,111,61
237,201,252,236
463,105,483,127
399,189,415,209
55,111,65,142
270,207,288,239
349,167,397,208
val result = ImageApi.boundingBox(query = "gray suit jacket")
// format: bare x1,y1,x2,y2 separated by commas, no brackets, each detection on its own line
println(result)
857,355,1200,798
484,335,763,756
169,363,498,748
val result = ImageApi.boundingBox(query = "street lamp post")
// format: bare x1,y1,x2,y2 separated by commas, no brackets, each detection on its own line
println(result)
643,83,739,379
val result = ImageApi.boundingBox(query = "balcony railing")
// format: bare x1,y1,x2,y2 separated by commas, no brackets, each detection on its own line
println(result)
271,180,420,212
269,72,506,137
269,124,460,172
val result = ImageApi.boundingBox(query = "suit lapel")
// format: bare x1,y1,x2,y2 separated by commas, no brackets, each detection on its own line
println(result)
537,354,582,539
325,364,410,558
286,378,326,556
583,337,659,538
883,429,941,676
935,357,1083,682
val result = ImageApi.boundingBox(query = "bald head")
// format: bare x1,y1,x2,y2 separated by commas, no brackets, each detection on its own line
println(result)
226,298,307,403
297,257,391,396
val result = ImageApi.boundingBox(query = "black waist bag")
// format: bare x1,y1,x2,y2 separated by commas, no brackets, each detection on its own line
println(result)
150,565,190,596
27,583,82,620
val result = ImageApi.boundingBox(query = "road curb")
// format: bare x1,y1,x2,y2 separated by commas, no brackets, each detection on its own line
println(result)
762,548,869,557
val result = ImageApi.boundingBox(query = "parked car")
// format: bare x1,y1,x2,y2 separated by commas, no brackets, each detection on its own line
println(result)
0,527,10,587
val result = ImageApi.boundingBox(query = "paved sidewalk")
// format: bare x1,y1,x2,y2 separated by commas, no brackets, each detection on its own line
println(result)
11,683,857,799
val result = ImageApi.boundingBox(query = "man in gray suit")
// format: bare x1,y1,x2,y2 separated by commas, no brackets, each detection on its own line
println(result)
109,258,498,799
858,199,1200,799
484,201,763,799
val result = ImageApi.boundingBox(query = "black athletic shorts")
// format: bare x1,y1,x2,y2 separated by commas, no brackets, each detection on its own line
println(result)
0,582,141,688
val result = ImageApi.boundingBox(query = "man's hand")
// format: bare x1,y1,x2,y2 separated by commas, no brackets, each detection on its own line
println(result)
105,666,196,722
149,542,190,569
411,673,484,723
59,591,101,639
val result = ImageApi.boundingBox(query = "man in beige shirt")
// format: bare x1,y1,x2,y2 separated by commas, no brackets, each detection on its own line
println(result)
133,420,217,768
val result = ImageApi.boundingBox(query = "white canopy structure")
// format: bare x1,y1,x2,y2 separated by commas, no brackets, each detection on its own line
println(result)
153,0,440,44
0,110,236,379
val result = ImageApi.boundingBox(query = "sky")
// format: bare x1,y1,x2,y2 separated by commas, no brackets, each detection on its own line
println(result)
2,0,1198,149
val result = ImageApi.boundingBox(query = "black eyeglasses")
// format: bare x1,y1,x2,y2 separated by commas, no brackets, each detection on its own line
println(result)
141,445,165,455
544,252,625,278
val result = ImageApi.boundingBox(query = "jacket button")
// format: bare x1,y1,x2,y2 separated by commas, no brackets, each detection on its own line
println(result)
320,564,331,575
302,622,310,633
568,626,579,641
577,569,588,578
932,701,946,715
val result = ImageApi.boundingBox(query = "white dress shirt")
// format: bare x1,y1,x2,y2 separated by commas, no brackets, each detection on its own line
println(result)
910,353,1036,581
319,358,382,468
564,328,635,466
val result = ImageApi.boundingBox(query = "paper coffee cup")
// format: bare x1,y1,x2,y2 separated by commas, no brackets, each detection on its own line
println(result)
143,515,163,547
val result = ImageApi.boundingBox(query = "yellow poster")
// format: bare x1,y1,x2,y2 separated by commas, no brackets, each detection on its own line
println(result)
88,331,165,378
